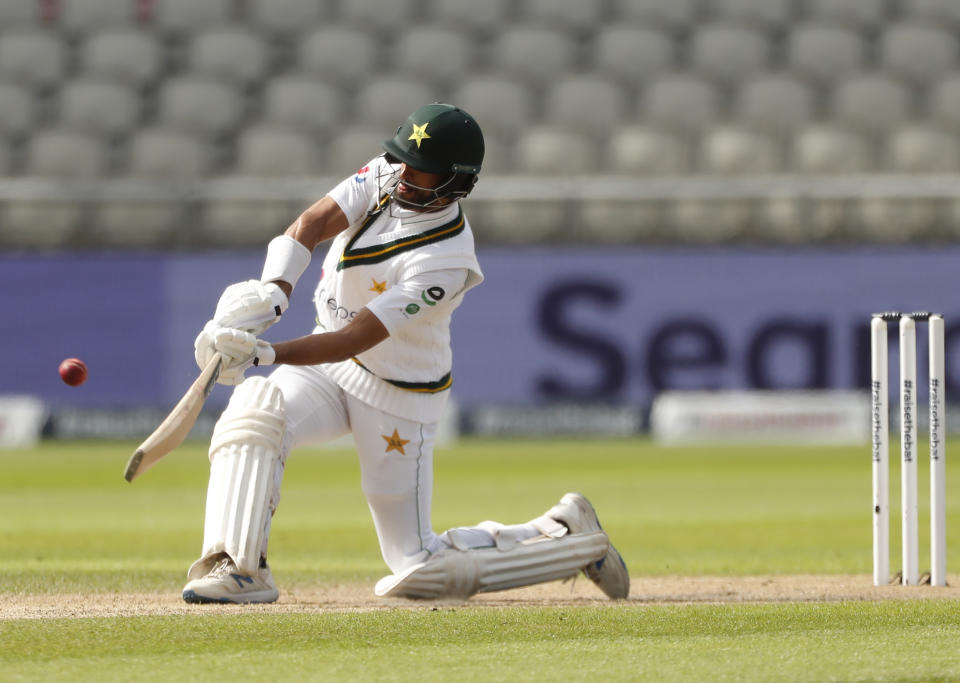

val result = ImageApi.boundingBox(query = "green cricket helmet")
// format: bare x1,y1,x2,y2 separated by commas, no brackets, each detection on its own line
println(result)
382,103,484,204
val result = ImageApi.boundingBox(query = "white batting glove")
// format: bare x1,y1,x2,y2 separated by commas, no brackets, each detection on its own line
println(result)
212,327,276,386
194,320,220,372
213,280,288,335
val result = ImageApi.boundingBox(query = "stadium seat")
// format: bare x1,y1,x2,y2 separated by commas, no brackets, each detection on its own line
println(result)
801,0,887,32
926,74,960,132
854,198,939,243
468,198,570,244
900,0,960,27
352,76,439,131
734,73,816,138
513,125,598,174
335,0,419,35
0,81,35,139
0,30,66,90
592,26,676,86
0,202,85,248
641,73,721,134
79,29,163,88
424,0,511,34
60,0,135,35
609,0,702,34
830,73,912,138
605,125,692,175
488,26,577,85
753,196,834,243
98,128,206,244
298,26,378,87
127,128,214,177
577,199,665,243
518,0,606,32
325,125,388,174
710,0,794,31
151,0,235,37
667,198,753,244
24,129,109,177
0,137,10,175
699,125,781,175
542,75,629,136
689,22,770,85
156,76,245,138
882,124,960,173
770,125,871,240
0,0,41,26
476,134,512,174
11,130,105,243
187,26,270,86
785,23,866,86
390,26,477,88
450,74,535,138
247,0,328,37
261,75,341,137
59,79,140,139
940,201,960,240
878,22,957,86
90,208,182,247
790,124,874,173
202,196,301,246
234,126,322,176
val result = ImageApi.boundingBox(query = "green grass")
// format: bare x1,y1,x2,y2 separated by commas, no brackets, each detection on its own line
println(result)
2,603,960,682
2,437,959,681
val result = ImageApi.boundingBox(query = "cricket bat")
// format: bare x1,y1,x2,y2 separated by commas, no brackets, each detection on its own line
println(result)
124,352,223,482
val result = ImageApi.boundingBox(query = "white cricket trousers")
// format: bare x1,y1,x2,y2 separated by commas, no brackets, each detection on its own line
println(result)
269,364,502,574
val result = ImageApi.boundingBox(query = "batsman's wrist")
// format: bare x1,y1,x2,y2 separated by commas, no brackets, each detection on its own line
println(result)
253,343,276,367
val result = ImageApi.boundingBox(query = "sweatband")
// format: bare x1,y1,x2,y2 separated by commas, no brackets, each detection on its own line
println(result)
261,235,312,292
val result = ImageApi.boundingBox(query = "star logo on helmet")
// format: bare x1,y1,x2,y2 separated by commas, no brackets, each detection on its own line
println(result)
408,122,431,148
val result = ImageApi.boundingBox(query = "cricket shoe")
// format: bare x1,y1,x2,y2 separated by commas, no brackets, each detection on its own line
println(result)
182,554,279,604
546,492,630,600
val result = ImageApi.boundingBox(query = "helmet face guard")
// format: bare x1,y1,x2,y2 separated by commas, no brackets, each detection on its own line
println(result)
382,103,484,209
378,160,476,211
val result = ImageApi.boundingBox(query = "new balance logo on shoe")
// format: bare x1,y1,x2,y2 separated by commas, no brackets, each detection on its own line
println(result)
230,573,254,588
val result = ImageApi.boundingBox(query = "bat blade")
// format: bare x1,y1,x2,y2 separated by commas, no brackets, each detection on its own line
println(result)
124,352,223,482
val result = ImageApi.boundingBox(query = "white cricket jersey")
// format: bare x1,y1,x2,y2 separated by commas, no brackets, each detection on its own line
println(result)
314,156,484,423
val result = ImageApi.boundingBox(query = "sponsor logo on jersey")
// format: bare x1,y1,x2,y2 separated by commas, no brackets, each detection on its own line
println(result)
316,288,359,320
355,165,369,183
420,286,445,306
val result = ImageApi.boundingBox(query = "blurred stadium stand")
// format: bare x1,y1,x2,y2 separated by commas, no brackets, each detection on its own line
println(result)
3,0,960,247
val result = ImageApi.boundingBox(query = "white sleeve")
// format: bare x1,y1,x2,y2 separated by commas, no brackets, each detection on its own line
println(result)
326,156,390,226
364,269,469,336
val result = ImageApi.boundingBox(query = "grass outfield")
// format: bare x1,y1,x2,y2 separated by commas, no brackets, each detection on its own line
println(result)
2,437,959,681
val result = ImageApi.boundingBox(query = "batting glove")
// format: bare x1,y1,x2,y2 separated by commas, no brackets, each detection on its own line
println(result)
213,280,288,335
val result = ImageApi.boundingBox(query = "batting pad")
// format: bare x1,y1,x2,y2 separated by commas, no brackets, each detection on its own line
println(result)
374,531,609,600
191,377,285,577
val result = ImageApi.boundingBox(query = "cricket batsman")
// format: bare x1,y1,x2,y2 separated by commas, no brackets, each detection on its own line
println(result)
182,103,630,603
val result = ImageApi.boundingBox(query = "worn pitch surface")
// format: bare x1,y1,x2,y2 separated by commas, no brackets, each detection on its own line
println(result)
4,574,959,620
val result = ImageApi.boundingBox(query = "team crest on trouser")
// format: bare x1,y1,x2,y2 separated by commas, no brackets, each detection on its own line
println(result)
382,428,410,455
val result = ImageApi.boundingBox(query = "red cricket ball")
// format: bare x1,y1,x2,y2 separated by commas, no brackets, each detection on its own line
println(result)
59,358,88,387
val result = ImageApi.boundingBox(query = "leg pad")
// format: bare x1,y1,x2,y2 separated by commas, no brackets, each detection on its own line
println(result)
374,531,608,600
189,377,285,578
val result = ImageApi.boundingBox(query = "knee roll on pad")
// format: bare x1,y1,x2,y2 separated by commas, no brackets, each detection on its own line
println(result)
193,377,286,577
374,531,609,600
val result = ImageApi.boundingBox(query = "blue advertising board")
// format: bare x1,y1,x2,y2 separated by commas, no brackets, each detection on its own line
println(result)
4,246,959,412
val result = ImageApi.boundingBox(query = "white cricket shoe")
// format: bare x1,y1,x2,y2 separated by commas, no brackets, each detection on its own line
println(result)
182,554,279,604
547,492,630,600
